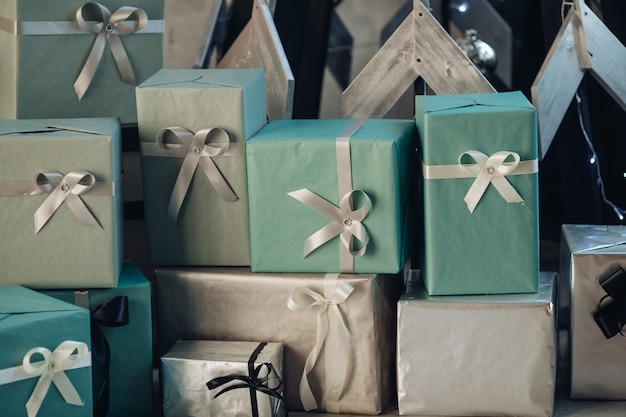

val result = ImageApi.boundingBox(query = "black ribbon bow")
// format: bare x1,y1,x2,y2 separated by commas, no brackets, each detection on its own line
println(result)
593,265,626,339
206,342,286,417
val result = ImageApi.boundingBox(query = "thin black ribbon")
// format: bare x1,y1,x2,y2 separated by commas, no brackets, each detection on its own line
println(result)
206,342,286,417
593,266,626,339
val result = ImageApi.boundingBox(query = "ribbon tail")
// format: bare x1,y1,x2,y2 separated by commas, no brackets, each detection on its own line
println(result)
491,176,524,203
52,371,84,406
107,35,136,85
34,190,67,234
65,196,102,229
74,31,107,100
464,175,491,213
303,223,343,258
299,306,330,411
167,154,201,226
198,156,238,202
325,304,350,407
26,372,54,417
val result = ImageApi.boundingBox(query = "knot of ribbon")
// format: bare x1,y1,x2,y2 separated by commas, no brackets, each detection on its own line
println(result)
74,2,148,100
34,170,102,234
20,341,90,417
593,265,626,339
459,150,524,213
156,126,239,225
206,342,285,417
287,274,354,411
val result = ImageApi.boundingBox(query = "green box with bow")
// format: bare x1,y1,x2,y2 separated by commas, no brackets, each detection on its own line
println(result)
0,118,123,288
416,91,539,295
136,68,267,267
40,262,153,417
246,119,416,274
0,0,163,125
0,285,93,417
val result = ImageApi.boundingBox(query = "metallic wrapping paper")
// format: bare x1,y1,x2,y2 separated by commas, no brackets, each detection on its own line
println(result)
397,271,556,416
155,267,402,414
161,340,284,417
560,224,626,399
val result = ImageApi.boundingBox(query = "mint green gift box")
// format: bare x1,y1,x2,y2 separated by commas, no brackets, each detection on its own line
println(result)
416,91,539,295
247,119,416,273
137,68,266,266
0,118,123,288
40,262,153,417
0,285,93,417
0,0,163,125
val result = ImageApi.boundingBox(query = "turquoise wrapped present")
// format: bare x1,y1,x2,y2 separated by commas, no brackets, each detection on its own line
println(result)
416,91,539,295
137,68,266,266
0,285,92,417
0,118,123,288
0,0,163,125
40,263,153,417
247,119,416,273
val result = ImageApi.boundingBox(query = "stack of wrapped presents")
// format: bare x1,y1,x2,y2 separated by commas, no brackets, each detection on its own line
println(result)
1,2,626,417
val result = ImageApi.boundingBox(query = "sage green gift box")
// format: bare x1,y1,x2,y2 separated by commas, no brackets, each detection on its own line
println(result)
40,262,153,417
247,119,416,274
0,118,123,288
0,285,93,417
0,0,164,125
416,91,539,295
137,68,266,266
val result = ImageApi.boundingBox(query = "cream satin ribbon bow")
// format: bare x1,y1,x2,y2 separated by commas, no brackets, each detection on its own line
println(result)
287,274,354,412
34,170,102,234
0,341,91,417
156,127,239,226
74,2,148,100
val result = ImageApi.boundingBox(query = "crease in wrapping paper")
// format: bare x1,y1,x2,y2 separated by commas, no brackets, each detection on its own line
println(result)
155,267,401,414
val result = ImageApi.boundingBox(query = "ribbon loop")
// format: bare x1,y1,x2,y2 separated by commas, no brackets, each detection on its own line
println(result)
594,265,626,338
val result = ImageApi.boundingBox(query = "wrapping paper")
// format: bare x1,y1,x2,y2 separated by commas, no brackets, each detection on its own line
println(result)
155,267,402,414
0,0,163,125
246,119,416,274
416,91,539,295
161,340,285,417
137,68,266,266
0,118,123,288
397,271,557,416
560,224,626,399
40,262,153,417
0,285,93,417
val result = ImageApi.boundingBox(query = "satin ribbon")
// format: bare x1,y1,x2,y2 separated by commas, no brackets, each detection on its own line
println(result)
423,150,538,213
206,342,285,417
288,119,370,272
74,2,148,100
287,274,354,412
146,126,240,225
593,266,626,339
33,170,102,234
0,341,91,417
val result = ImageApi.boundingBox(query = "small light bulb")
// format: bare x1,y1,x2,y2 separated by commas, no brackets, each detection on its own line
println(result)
458,3,468,12
623,172,626,178
590,157,596,164
619,213,624,221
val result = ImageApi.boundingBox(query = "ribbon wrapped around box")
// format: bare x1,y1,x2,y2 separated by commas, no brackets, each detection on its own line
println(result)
155,267,402,414
415,91,540,295
247,118,416,274
560,224,626,399
397,271,557,417
0,118,123,288
40,262,154,417
0,285,93,417
137,68,267,266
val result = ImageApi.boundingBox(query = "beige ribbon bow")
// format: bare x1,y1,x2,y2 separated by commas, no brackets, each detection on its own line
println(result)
34,170,102,234
74,2,148,100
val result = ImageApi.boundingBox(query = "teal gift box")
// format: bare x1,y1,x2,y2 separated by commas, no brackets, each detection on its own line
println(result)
0,0,164,125
40,262,153,417
416,91,539,295
137,68,266,266
0,118,123,288
247,119,415,274
0,285,93,417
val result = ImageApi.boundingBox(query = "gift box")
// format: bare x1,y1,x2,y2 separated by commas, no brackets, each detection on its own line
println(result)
415,91,539,295
397,270,557,416
156,267,402,414
40,262,153,417
137,68,266,266
0,0,163,125
0,118,123,288
0,285,93,417
246,118,415,274
161,340,285,417
560,224,626,399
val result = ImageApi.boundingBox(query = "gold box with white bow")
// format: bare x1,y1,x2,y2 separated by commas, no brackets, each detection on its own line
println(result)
416,91,539,295
0,118,123,288
0,1,163,125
